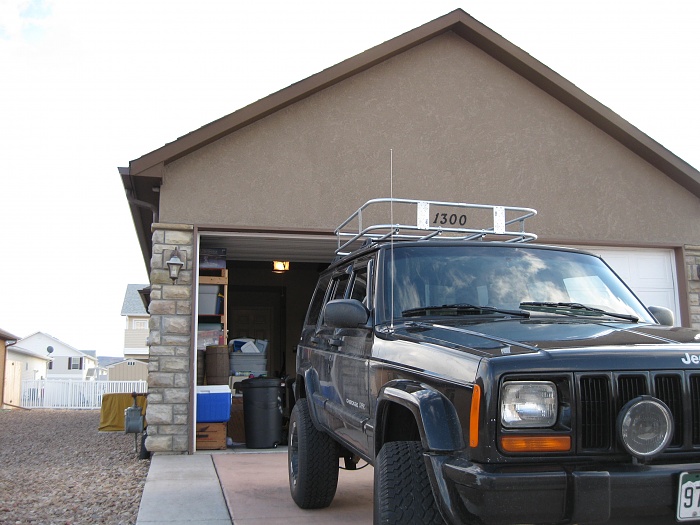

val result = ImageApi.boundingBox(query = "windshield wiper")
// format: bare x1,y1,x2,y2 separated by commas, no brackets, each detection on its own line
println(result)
402,303,530,318
519,301,638,322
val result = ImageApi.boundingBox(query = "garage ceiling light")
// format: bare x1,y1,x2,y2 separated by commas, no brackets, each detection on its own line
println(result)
273,261,290,273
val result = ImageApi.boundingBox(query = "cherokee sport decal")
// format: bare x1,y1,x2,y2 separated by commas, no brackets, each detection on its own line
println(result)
681,353,700,365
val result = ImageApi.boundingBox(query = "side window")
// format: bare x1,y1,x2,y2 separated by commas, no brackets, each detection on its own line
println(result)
317,269,352,328
330,274,350,301
350,266,369,306
305,274,331,326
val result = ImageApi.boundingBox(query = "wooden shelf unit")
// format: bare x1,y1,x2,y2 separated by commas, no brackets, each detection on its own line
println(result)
198,268,228,344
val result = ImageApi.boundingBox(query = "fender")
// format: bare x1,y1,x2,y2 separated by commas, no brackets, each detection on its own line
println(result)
376,380,465,453
376,380,467,525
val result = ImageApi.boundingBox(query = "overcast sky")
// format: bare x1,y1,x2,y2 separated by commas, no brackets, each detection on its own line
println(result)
1,0,698,357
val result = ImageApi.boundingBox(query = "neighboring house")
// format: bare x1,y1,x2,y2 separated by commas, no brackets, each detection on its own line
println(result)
105,359,148,382
119,10,700,453
97,355,124,380
16,332,98,380
1,328,20,408
6,345,52,381
4,344,52,407
121,284,150,361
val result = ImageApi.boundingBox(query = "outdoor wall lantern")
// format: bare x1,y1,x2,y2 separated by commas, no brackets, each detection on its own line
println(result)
167,248,185,283
272,260,290,273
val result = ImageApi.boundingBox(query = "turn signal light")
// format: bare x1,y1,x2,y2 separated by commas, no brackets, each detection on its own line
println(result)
470,384,481,448
500,435,571,453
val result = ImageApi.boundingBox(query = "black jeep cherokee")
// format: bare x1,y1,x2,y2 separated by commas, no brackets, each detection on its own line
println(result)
288,199,700,525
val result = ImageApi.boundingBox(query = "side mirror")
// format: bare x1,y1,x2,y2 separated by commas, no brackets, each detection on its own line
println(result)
324,299,369,328
648,306,674,327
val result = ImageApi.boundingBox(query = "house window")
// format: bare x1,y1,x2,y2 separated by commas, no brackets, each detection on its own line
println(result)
127,361,135,366
68,357,83,370
133,319,148,330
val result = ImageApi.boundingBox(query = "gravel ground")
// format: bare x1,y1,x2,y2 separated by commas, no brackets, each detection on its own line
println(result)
0,409,150,525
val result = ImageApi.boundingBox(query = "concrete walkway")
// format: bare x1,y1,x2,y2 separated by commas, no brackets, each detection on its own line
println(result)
135,453,232,524
136,448,373,525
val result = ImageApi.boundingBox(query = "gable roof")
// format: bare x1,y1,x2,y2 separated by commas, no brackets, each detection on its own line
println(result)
98,356,125,368
7,344,52,361
121,284,150,316
17,332,98,361
121,9,700,264
0,328,20,342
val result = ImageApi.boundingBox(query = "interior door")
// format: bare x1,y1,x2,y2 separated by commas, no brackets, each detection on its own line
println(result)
230,307,273,342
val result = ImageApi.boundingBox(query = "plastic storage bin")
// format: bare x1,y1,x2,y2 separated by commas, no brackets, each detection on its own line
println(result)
230,354,267,376
196,385,232,423
198,285,221,315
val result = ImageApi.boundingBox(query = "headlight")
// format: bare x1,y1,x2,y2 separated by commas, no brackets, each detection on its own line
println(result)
617,396,673,460
501,381,557,428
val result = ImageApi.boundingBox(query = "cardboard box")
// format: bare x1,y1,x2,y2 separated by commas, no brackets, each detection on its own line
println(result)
197,329,224,350
196,422,227,450
196,385,231,423
227,396,246,444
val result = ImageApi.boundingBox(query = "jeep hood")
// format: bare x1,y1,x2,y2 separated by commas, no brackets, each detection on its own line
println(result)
394,319,700,358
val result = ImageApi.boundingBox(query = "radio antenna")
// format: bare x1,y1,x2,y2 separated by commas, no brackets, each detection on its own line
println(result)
390,149,395,332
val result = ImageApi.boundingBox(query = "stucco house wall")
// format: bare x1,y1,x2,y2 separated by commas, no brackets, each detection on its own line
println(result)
159,31,699,247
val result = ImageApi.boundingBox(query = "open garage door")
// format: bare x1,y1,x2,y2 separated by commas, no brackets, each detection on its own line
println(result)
195,231,338,377
578,247,680,325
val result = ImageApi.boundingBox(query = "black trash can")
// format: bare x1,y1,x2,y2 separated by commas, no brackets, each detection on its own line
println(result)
239,378,283,449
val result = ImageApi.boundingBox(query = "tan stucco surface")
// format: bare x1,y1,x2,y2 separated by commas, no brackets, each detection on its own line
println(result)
160,31,700,246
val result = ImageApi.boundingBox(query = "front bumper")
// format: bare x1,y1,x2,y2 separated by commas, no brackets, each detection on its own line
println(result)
438,457,699,524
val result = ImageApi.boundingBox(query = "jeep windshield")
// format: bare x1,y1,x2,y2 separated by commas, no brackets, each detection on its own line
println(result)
379,244,655,324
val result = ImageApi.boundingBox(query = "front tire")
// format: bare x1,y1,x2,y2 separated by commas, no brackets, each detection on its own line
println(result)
288,398,339,508
374,441,445,524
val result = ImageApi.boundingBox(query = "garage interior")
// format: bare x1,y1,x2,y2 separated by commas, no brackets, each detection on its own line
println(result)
194,231,337,447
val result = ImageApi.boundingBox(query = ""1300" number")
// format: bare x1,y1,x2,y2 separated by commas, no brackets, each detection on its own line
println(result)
433,213,467,226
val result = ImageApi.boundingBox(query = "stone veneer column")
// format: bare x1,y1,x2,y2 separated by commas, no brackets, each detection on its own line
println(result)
145,223,194,453
687,245,700,330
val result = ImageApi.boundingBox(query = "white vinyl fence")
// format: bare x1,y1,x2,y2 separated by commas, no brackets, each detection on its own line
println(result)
20,380,148,409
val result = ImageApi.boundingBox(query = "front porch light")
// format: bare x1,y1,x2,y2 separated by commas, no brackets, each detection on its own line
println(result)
167,248,185,283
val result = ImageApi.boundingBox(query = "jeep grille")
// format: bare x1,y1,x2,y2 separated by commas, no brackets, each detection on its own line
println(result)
578,372,698,453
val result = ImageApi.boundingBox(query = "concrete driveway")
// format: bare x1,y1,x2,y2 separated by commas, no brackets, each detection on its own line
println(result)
213,450,374,524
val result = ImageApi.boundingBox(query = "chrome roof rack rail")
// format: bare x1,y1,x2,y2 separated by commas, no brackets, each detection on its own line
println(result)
335,198,537,256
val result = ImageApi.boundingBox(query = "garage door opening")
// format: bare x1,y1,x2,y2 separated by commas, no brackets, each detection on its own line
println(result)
193,231,336,449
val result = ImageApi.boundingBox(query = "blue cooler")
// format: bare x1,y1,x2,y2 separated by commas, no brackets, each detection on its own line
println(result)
196,385,232,423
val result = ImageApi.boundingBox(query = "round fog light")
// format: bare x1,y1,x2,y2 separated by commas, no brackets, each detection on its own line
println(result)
617,396,673,460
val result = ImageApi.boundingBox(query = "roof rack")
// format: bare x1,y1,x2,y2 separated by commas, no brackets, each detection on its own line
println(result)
335,198,537,256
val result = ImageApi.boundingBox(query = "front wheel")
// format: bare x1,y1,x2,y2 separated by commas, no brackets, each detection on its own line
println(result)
374,441,445,524
288,398,339,508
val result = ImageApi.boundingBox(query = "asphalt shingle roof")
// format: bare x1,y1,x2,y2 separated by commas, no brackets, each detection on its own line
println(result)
121,284,149,316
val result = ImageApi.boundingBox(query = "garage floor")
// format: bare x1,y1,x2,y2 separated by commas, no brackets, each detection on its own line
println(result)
212,448,374,524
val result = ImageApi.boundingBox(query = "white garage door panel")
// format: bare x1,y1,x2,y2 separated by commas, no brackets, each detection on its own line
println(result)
578,247,680,325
